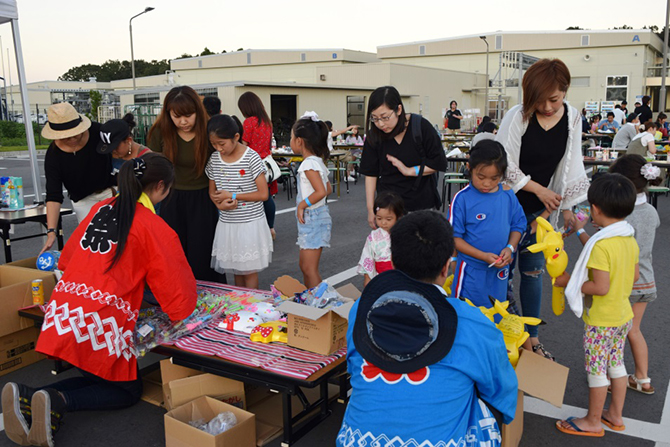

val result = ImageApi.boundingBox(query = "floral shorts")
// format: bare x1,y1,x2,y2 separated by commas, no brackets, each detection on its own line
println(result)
297,205,332,250
583,320,633,388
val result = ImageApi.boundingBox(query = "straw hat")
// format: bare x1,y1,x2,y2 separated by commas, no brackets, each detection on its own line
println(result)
41,103,91,140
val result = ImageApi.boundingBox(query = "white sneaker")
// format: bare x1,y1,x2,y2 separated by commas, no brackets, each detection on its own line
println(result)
347,176,356,182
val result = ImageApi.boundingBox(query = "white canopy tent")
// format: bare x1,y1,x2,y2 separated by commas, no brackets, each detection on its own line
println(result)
0,0,42,202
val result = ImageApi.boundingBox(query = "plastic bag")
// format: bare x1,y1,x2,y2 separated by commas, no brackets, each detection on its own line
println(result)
189,412,237,435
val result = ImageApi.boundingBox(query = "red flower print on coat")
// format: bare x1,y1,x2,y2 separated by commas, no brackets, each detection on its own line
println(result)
239,169,246,177
360,360,430,385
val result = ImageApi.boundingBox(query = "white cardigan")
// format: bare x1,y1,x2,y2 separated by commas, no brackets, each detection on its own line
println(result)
496,103,590,228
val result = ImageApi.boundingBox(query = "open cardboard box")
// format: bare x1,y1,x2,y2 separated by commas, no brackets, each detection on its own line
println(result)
0,265,55,376
160,359,246,411
6,256,39,270
501,349,569,447
165,396,255,447
273,276,360,355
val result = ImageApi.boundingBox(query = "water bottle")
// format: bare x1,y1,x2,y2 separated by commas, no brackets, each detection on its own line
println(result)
37,250,61,271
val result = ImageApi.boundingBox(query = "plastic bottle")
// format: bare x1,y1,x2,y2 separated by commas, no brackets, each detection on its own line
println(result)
37,250,61,271
271,136,277,150
0,177,8,207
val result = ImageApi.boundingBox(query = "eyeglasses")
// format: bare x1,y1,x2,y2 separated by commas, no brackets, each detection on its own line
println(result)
370,111,396,123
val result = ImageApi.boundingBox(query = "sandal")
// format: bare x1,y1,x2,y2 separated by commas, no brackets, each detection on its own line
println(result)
532,343,555,361
555,417,604,437
628,375,655,395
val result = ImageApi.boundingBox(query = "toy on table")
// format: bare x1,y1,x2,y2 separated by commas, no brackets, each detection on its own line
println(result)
221,311,263,333
467,297,542,367
131,292,243,357
525,217,569,316
249,321,288,344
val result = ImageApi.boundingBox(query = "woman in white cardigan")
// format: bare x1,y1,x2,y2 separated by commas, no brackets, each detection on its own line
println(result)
496,59,590,360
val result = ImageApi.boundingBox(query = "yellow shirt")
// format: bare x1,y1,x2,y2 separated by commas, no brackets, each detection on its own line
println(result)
583,236,639,327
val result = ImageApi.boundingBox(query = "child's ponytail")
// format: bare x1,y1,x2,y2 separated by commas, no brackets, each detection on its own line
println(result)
609,154,663,193
106,153,175,271
293,113,329,162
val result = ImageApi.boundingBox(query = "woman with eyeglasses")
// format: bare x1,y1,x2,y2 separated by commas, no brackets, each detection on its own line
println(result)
359,86,447,229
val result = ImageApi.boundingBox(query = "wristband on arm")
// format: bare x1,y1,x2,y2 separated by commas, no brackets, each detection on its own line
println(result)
304,197,313,207
576,228,585,236
506,244,515,253
414,165,420,176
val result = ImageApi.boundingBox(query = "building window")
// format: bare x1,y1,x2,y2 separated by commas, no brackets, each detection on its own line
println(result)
195,88,217,97
419,45,426,55
606,76,628,102
301,53,306,62
495,35,503,50
247,53,251,65
572,76,590,87
198,60,202,68
133,92,160,105
581,35,590,46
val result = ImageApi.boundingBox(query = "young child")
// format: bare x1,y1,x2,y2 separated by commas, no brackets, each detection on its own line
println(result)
557,173,639,437
449,139,526,307
292,113,333,287
609,155,661,395
357,191,405,286
205,114,273,289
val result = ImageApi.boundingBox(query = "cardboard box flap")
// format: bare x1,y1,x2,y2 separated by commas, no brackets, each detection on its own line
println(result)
161,359,203,385
273,276,305,297
335,283,361,301
169,374,245,410
276,300,331,320
331,300,355,320
515,349,569,408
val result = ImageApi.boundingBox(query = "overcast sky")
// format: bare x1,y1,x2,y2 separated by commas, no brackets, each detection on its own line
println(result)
0,0,664,83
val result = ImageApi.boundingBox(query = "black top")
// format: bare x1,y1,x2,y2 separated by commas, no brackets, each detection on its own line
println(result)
517,105,569,214
45,122,114,203
633,105,653,125
359,116,447,211
445,109,462,130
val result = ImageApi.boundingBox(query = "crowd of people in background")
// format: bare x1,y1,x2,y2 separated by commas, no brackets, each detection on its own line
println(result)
3,56,666,446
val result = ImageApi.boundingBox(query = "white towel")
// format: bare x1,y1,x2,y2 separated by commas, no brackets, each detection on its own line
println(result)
565,221,635,317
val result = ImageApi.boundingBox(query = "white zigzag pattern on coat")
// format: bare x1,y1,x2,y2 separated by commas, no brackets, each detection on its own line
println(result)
53,280,138,322
42,299,135,361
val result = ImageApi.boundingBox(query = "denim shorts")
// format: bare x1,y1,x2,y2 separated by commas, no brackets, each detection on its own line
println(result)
297,205,332,249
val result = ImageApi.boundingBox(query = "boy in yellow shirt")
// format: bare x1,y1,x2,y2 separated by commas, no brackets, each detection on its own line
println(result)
555,173,639,438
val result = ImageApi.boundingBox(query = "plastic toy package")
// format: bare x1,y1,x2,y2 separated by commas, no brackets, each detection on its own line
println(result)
295,281,347,309
131,291,244,357
189,411,237,435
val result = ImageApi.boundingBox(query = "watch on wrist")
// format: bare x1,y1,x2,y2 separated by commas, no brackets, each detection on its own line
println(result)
46,228,56,234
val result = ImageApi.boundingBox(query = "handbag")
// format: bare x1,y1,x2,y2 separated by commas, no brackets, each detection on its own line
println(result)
263,154,282,183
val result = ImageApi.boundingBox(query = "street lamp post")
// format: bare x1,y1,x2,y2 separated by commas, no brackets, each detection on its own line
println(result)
480,36,489,120
130,7,155,91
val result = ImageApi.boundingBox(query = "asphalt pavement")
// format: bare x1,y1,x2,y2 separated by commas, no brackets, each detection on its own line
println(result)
0,153,668,446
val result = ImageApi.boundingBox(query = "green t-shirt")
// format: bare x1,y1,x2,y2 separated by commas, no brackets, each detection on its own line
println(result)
147,127,213,190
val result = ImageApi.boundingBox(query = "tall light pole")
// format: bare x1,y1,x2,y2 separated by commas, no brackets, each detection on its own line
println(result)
130,7,155,91
659,1,670,113
480,36,489,120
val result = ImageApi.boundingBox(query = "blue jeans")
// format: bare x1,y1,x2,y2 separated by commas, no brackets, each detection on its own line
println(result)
42,368,143,412
508,210,546,338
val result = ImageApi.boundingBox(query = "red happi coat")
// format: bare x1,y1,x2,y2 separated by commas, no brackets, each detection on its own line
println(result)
36,198,197,381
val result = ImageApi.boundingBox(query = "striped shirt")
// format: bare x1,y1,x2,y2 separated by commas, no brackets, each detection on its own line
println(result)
205,147,266,224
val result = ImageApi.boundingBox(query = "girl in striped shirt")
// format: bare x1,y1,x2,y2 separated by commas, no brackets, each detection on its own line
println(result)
206,115,273,289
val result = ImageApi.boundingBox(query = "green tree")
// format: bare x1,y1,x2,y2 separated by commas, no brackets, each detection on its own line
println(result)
89,90,102,121
566,26,584,30
58,64,103,82
200,47,214,56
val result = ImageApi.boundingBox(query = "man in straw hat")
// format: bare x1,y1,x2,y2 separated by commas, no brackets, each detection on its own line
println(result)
40,102,115,254
337,210,518,446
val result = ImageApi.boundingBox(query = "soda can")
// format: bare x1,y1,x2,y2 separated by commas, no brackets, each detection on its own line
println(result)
32,279,44,306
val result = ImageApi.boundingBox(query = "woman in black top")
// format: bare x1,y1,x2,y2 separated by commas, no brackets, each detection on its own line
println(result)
40,103,114,254
359,86,447,228
444,100,463,134
634,95,653,125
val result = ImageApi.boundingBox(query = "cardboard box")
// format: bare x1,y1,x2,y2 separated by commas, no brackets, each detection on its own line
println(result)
6,256,38,270
501,349,569,447
160,359,246,411
0,327,44,377
273,276,359,355
165,396,256,447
